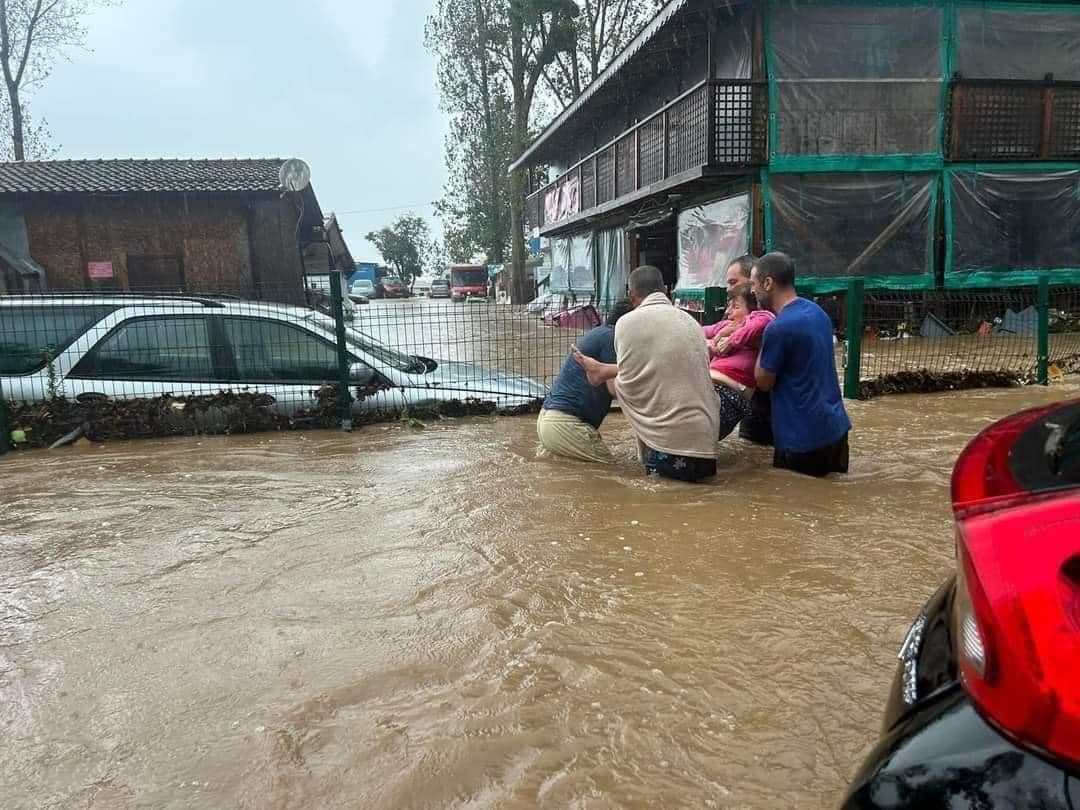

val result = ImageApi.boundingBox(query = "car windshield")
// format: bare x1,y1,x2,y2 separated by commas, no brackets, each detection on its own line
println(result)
302,312,424,373
452,269,486,285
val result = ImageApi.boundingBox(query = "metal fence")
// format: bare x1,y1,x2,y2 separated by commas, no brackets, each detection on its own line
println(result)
823,280,1080,398
3,274,1080,451
0,275,590,449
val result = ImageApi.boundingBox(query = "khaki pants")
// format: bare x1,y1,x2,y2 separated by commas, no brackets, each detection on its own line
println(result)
536,409,613,464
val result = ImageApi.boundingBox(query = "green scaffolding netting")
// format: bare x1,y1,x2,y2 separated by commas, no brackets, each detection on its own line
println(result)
767,2,944,160
946,166,1080,287
956,6,1080,81
767,171,937,291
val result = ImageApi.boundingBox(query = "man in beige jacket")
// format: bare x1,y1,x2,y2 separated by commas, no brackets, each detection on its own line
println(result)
572,265,720,482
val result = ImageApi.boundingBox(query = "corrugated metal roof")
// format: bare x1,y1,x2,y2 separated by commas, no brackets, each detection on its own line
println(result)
510,0,694,171
0,158,290,194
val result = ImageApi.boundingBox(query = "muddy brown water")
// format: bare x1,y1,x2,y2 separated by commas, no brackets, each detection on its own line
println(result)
2,384,1078,809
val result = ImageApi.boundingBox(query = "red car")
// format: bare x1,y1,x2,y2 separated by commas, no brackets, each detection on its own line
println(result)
844,398,1080,808
379,276,411,299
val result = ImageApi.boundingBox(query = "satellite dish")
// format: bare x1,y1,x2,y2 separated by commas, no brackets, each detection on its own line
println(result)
279,158,311,192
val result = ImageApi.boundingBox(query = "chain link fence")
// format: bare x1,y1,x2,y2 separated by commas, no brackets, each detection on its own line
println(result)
3,275,1079,452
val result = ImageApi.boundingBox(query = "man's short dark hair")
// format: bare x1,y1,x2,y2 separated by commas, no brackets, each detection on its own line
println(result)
628,265,666,298
753,252,796,288
605,299,634,327
729,254,755,279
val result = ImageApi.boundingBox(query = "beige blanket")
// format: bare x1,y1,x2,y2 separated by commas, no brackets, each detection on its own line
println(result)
614,293,720,459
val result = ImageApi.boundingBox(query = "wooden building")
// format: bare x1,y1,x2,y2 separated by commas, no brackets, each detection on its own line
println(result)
513,0,1080,310
0,158,354,300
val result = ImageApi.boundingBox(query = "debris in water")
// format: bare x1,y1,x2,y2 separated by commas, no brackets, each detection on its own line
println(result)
623,546,632,551
630,520,639,526
634,572,644,577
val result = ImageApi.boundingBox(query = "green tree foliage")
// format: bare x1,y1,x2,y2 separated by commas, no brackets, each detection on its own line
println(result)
365,214,438,286
427,0,662,302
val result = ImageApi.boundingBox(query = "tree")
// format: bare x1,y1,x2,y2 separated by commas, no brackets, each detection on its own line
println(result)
365,214,437,287
545,0,665,107
0,0,110,161
428,0,663,302
427,0,513,268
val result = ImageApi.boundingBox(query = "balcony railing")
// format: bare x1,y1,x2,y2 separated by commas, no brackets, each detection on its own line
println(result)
948,77,1080,161
527,79,767,232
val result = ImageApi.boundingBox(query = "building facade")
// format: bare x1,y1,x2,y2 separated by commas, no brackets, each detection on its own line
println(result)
0,159,352,300
514,0,1080,312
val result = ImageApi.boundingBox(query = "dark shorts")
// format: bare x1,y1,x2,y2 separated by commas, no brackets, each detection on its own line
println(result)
714,384,753,441
739,390,774,447
774,433,850,478
640,444,717,483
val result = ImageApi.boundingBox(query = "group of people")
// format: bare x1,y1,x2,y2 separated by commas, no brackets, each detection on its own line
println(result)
536,252,851,482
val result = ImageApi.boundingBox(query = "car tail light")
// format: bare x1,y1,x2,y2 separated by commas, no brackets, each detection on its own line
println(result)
952,402,1080,772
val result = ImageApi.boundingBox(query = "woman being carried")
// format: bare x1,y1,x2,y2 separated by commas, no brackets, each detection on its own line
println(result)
702,282,775,440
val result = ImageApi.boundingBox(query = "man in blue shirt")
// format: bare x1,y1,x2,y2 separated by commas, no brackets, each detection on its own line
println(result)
537,300,634,463
752,253,851,477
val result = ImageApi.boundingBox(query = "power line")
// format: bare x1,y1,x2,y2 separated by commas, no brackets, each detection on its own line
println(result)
335,201,438,215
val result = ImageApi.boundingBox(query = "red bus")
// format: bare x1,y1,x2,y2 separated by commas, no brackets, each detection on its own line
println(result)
449,264,488,302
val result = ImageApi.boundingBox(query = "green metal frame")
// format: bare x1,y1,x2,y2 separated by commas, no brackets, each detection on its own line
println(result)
944,164,1080,287
765,0,949,170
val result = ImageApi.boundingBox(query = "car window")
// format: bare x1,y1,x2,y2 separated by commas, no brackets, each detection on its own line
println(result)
71,316,213,380
0,305,116,374
222,317,342,382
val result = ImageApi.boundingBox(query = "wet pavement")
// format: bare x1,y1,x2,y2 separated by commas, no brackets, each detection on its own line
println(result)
2,383,1077,809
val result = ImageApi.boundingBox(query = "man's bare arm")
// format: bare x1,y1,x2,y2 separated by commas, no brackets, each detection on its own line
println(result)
754,356,776,392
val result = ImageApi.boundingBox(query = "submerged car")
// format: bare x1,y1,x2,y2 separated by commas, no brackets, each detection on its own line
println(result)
0,295,548,415
843,398,1080,809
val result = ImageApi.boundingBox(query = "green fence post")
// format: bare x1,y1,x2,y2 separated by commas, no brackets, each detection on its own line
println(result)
703,286,727,324
0,383,9,455
1037,272,1050,386
843,277,865,400
329,270,354,432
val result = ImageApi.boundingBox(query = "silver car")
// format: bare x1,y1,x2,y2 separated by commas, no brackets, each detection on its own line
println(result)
0,295,548,415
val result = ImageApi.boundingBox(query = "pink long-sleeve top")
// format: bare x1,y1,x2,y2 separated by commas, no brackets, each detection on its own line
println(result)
702,309,776,388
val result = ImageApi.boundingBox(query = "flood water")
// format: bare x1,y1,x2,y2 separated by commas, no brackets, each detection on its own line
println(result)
2,383,1077,809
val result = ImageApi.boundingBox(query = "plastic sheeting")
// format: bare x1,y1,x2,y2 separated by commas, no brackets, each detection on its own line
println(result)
714,8,752,80
769,172,935,284
957,9,1080,81
769,4,943,156
595,227,628,308
948,170,1080,282
550,231,594,293
676,194,751,291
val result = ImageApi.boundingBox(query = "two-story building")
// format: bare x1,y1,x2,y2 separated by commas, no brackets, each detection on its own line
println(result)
513,0,1080,312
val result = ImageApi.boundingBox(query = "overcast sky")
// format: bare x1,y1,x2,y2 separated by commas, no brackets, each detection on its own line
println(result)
33,0,446,264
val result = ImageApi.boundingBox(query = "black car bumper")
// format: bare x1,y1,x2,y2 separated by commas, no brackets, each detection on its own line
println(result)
844,685,1079,808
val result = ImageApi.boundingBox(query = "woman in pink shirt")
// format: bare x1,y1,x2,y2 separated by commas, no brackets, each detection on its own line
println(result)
702,282,775,439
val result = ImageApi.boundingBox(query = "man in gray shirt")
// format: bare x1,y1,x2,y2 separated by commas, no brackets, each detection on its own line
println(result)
572,265,719,482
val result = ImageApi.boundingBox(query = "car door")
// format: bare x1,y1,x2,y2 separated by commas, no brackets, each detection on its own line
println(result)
216,315,403,416
65,314,225,403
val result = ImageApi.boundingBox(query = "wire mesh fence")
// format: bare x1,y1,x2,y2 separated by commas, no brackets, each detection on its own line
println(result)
0,283,592,448
3,280,1080,450
807,285,1080,398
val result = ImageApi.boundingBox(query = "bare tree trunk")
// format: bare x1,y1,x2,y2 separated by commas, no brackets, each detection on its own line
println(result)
474,0,503,265
509,11,531,305
9,83,22,160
